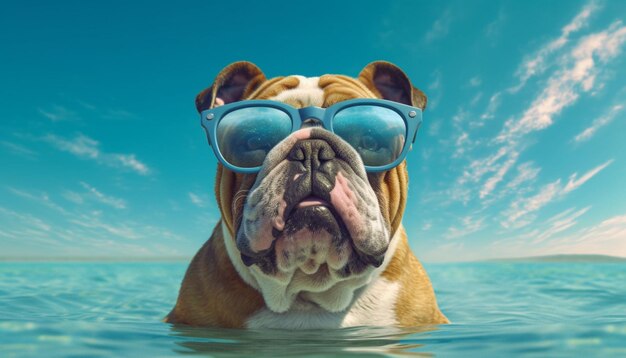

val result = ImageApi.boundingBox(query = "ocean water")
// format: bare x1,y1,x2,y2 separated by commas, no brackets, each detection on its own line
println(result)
1,262,625,357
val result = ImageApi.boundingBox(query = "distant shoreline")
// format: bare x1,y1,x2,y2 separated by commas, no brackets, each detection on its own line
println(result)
482,254,626,263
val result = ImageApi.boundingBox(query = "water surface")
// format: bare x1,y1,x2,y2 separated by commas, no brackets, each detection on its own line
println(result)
1,262,625,357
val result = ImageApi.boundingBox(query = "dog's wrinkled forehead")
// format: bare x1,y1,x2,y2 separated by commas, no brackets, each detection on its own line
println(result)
195,61,427,113
248,74,383,109
260,76,325,107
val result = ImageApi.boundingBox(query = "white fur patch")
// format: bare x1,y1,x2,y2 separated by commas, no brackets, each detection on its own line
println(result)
245,278,400,329
269,76,324,107
245,228,402,329
340,277,400,327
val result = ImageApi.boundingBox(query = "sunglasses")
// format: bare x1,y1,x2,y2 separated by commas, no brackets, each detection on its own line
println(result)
200,98,422,173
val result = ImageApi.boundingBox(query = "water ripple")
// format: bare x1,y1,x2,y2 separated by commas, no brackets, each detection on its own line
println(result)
1,262,625,357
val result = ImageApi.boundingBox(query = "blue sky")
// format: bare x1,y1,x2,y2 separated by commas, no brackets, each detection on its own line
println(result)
1,0,625,261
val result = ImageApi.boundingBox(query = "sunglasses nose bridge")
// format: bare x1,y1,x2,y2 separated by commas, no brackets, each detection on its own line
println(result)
297,107,326,128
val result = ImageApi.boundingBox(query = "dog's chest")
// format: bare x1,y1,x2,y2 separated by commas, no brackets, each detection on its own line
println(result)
244,276,400,329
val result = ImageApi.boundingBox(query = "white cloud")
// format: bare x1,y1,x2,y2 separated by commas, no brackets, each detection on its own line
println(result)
506,162,541,190
42,133,151,175
76,100,97,110
79,182,126,209
429,70,442,90
70,217,142,240
445,215,485,239
484,9,506,43
0,141,37,158
188,192,205,207
0,192,187,257
562,3,597,35
446,8,625,209
426,241,466,263
43,134,99,159
502,160,612,228
512,1,600,91
443,18,626,211
29,208,184,251
479,150,519,199
456,132,469,146
563,159,614,193
424,8,453,43
499,21,626,142
486,206,593,259
453,132,470,158
574,104,624,142
38,105,78,122
62,191,84,204
427,70,443,109
503,179,562,229
480,161,541,206
112,154,150,175
457,145,511,186
480,92,501,120
532,206,591,244
427,118,442,136
448,108,487,159
68,211,187,244
468,76,482,87
0,206,52,232
470,92,483,107
542,213,626,257
7,187,68,214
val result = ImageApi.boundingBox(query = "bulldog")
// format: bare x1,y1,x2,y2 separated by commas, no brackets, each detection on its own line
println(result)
165,61,448,329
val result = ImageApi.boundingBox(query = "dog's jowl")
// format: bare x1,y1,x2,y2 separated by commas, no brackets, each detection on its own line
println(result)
165,61,448,329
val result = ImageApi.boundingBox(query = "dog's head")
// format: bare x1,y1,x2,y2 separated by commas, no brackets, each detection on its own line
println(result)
197,61,426,313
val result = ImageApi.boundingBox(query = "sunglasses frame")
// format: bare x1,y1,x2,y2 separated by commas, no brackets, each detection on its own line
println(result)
200,98,423,173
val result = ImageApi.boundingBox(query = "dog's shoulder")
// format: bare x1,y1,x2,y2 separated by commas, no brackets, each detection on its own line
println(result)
165,222,264,328
381,228,449,326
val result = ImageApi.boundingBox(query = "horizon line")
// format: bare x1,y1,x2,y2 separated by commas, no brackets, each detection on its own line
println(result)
1,253,625,263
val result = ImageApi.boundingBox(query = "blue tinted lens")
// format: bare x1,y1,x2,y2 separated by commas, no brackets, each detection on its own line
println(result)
217,107,292,168
333,105,406,167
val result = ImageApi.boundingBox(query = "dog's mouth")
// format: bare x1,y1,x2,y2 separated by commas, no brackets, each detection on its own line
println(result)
268,184,333,230
296,195,331,209
239,193,383,278
278,192,349,243
283,203,344,238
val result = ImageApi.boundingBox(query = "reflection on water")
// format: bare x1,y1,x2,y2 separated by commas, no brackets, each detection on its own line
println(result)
169,324,433,357
1,262,626,357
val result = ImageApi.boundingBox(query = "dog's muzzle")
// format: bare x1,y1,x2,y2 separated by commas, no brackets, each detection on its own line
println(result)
235,127,390,278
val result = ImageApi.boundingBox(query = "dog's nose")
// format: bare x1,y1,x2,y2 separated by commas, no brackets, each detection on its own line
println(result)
301,117,323,128
287,139,336,169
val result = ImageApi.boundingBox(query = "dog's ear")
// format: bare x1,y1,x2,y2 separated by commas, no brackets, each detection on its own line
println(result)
358,61,427,110
195,61,267,112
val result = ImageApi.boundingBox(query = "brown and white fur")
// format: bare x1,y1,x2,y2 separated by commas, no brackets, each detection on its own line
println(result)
165,61,448,329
